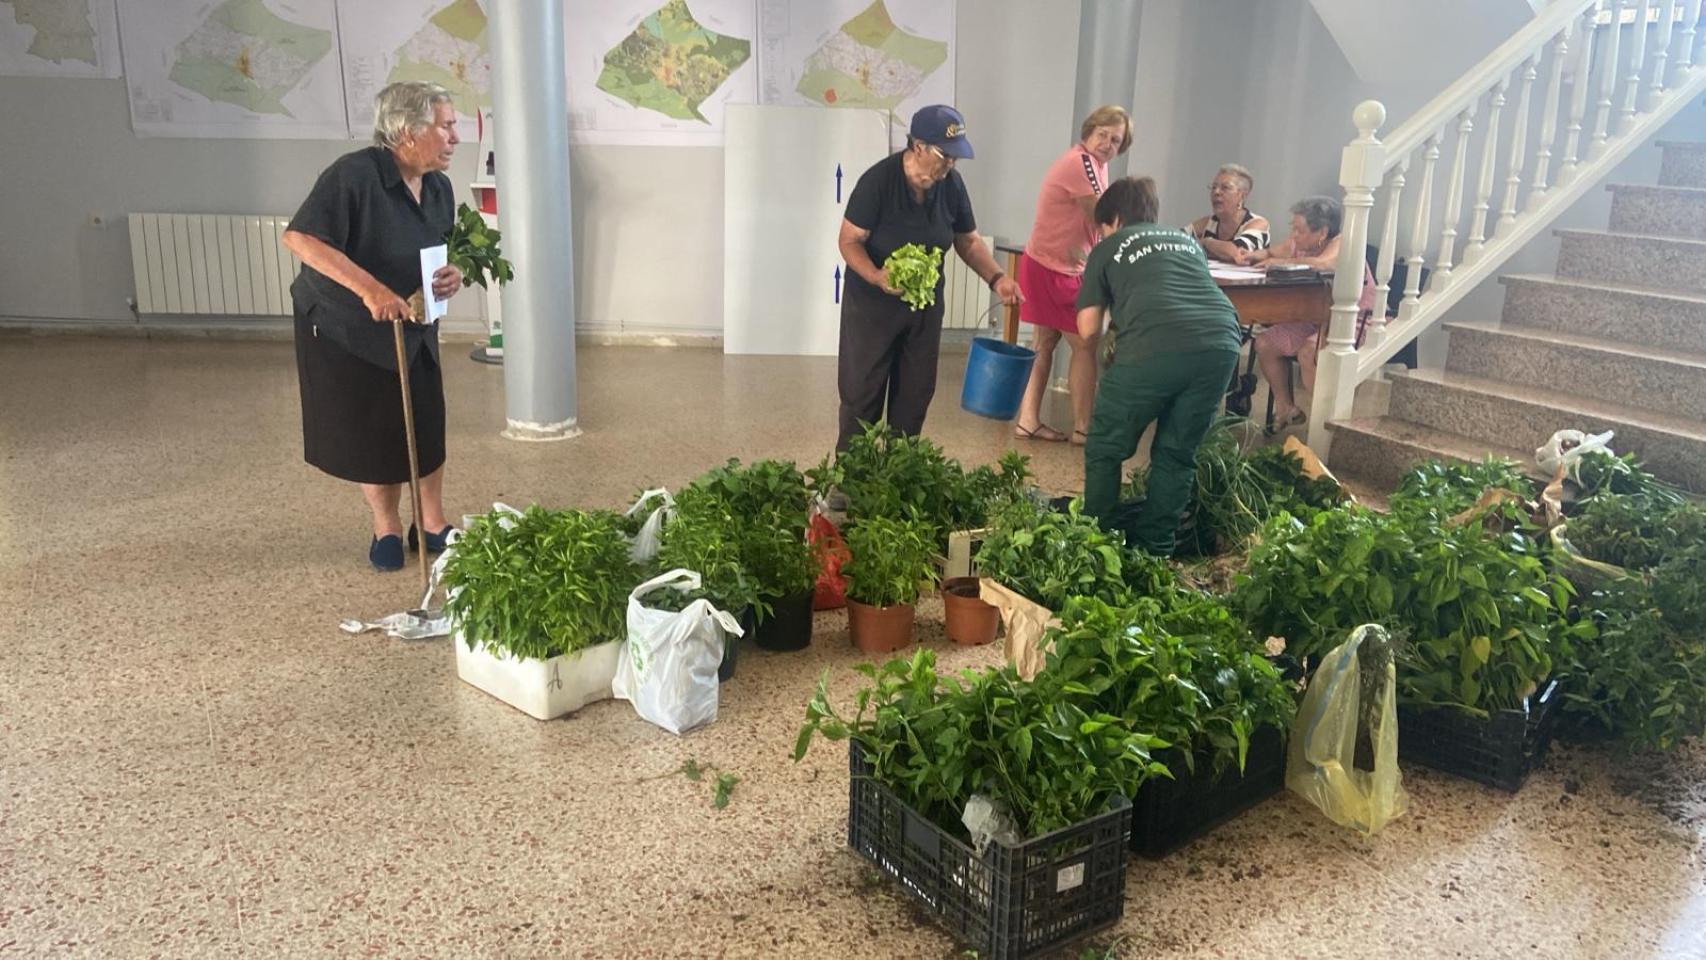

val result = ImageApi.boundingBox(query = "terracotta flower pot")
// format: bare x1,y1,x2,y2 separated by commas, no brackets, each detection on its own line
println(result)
846,597,916,654
941,576,999,646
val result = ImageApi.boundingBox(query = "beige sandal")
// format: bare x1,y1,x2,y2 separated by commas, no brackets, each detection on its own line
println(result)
1014,423,1068,442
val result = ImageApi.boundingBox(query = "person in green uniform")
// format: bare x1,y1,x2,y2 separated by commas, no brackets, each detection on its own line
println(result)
1074,176,1242,555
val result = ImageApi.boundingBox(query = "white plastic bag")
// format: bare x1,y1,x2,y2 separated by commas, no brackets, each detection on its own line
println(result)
623,488,676,563
1286,624,1408,836
1535,429,1615,479
612,568,743,735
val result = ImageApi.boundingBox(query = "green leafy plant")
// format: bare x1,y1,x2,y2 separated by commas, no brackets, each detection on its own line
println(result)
1564,566,1706,751
794,649,1170,838
1235,504,1575,716
883,243,944,310
842,517,937,608
1390,456,1532,519
655,496,766,621
1570,449,1686,510
674,459,818,617
973,499,1160,610
447,202,514,289
1124,420,1343,555
1044,595,1297,779
442,506,636,660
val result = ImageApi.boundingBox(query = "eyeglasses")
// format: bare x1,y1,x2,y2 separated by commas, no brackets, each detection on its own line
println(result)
925,144,956,169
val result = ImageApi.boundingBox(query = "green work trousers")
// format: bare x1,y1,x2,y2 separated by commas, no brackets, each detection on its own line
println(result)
1082,348,1240,555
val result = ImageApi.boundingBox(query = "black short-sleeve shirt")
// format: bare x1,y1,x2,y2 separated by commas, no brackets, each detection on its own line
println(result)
288,146,454,369
843,151,976,299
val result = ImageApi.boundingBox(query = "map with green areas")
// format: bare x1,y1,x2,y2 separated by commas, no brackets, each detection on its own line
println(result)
168,0,333,116
3,0,97,65
596,0,751,123
796,0,946,109
387,0,491,111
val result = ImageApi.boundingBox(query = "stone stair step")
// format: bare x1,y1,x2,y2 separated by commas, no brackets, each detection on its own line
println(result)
1325,417,1533,495
1554,228,1706,296
1657,140,1706,189
1388,368,1706,492
1607,182,1706,239
1500,274,1706,355
1443,321,1706,421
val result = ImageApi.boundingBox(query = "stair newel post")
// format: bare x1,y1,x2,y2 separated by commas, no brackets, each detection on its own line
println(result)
1367,163,1408,354
1530,26,1573,207
1499,54,1539,231
1623,0,1652,122
1467,77,1509,261
1560,7,1597,185
1651,0,1679,95
1309,100,1387,455
1593,0,1627,155
1436,108,1476,281
1404,131,1442,314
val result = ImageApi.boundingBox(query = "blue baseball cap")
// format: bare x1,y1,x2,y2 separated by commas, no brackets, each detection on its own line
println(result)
909,105,974,160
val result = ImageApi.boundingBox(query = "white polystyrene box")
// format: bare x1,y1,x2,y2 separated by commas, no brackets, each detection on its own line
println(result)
454,630,621,721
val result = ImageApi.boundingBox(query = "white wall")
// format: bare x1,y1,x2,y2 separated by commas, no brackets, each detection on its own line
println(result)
0,0,1080,337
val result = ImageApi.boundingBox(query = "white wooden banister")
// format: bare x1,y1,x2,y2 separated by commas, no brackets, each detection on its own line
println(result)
1308,0,1706,455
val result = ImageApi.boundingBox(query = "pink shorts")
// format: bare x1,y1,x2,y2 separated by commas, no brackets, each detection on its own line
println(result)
1017,253,1082,334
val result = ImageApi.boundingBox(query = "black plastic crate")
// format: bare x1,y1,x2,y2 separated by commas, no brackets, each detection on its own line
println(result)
1129,724,1288,859
1397,679,1562,792
847,745,1131,960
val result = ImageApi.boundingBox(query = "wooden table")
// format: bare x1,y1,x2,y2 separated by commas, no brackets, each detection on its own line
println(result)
1214,273,1333,426
1214,273,1333,328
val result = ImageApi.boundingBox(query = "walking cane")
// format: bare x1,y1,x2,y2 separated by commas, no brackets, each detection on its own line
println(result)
391,316,431,595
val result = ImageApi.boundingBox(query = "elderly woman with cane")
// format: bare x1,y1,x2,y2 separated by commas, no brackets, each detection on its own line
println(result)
282,81,464,571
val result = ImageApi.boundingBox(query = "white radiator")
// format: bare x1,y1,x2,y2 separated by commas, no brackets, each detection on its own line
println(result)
941,235,999,332
127,213,299,317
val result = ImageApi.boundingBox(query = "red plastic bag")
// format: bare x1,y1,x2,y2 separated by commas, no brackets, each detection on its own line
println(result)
808,511,851,611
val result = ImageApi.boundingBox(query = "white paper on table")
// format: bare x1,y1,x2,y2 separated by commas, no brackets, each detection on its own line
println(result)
1208,263,1268,281
419,244,449,324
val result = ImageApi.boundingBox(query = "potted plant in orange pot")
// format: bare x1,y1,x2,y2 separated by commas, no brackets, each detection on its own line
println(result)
842,517,936,654
940,576,999,646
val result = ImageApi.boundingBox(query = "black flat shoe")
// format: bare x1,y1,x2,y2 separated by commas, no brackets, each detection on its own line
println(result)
407,523,456,554
369,534,405,571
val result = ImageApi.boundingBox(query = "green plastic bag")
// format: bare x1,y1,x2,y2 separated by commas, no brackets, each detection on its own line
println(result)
1286,624,1408,835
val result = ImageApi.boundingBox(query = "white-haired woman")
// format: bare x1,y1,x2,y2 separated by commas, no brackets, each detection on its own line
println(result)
282,81,464,571
1188,163,1270,264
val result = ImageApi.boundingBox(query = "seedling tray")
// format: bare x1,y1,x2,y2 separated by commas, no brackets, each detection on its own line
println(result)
1129,725,1288,858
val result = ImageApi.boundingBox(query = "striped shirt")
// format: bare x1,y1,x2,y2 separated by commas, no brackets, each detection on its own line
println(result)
1188,209,1271,256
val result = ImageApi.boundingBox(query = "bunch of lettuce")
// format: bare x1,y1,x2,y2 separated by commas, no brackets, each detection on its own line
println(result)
883,243,944,311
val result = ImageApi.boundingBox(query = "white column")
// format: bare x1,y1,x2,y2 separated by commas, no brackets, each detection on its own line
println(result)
489,0,579,441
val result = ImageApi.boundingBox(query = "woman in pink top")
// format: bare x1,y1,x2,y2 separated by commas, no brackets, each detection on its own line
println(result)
1013,105,1133,443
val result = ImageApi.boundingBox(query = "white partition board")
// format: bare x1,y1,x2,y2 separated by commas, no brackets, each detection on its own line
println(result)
724,105,890,356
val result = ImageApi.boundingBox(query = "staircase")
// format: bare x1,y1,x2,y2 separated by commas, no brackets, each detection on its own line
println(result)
1304,0,1706,494
1330,140,1706,492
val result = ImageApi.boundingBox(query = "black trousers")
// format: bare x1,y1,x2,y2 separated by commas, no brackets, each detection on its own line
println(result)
836,281,945,450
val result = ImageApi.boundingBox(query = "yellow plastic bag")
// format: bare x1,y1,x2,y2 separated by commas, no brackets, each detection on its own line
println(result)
1286,624,1408,835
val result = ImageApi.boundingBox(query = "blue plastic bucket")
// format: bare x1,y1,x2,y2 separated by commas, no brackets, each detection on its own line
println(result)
959,337,1037,420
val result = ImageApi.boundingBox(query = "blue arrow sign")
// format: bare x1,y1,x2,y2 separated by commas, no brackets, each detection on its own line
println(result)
833,265,842,303
835,163,843,203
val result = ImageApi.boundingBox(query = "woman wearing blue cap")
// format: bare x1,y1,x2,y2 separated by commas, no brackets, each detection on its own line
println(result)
834,105,1023,450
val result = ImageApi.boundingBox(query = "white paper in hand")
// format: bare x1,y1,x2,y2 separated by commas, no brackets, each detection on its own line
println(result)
419,244,449,324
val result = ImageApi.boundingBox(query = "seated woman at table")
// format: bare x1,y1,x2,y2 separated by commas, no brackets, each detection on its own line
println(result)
1188,163,1270,263
1244,195,1375,431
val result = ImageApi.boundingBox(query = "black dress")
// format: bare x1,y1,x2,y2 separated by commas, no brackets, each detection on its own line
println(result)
288,146,453,484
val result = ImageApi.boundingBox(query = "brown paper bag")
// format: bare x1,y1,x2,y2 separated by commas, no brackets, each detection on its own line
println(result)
977,579,1060,680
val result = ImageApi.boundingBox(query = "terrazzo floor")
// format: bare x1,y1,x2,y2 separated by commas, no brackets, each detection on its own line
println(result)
1,335,1702,959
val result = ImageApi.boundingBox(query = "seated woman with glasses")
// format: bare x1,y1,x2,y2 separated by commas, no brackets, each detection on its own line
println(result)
1188,163,1270,263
